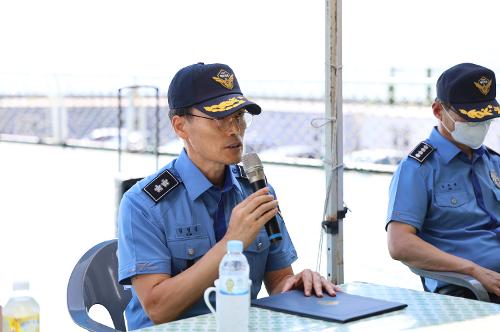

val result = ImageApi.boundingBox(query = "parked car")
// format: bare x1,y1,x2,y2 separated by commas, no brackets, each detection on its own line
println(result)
257,144,323,166
78,127,145,151
259,144,321,159
344,148,405,173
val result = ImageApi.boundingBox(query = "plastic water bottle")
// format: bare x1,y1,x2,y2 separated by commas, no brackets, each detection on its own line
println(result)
218,240,250,332
2,281,39,332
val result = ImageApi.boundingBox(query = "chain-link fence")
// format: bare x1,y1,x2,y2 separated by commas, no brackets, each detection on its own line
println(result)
1,70,499,172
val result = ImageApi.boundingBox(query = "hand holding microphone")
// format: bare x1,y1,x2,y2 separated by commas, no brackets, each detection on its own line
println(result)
242,153,282,244
225,188,278,248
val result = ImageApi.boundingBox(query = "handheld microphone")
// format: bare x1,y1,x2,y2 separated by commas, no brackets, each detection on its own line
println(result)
241,153,282,244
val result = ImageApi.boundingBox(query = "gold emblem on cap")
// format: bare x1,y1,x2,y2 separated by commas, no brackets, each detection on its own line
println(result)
212,69,234,90
473,76,492,96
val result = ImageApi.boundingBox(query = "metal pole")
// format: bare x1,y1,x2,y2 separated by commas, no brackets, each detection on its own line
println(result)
325,0,344,284
426,67,432,104
388,67,395,104
118,89,123,172
117,85,161,172
49,75,67,145
154,87,160,170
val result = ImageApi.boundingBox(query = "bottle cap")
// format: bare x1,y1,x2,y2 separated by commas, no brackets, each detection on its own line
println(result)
13,281,30,291
227,240,243,253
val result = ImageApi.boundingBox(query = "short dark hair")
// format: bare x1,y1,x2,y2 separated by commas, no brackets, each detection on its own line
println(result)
435,98,452,110
168,107,192,120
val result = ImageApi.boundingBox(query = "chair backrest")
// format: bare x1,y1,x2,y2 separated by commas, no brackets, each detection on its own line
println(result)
67,239,132,332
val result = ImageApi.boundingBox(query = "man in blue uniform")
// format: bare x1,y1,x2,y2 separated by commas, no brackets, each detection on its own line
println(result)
386,63,500,303
117,62,339,329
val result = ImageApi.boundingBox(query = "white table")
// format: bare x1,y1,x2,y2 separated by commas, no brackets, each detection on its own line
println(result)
134,282,500,331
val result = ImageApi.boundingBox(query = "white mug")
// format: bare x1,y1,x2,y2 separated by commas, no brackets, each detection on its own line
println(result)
204,278,251,332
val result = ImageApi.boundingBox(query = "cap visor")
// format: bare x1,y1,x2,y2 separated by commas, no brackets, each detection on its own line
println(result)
195,93,261,119
451,99,500,122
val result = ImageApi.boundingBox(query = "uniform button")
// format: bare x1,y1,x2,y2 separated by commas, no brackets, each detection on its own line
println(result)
257,242,263,250
187,248,195,256
232,168,238,173
451,197,458,205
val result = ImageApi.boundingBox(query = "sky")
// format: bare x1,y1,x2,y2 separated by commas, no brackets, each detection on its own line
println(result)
1,0,500,88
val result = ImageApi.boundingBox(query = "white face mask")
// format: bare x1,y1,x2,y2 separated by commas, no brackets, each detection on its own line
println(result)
441,109,492,149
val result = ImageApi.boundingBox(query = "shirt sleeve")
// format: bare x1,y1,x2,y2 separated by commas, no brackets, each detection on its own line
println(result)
264,185,298,271
117,192,172,285
386,159,428,232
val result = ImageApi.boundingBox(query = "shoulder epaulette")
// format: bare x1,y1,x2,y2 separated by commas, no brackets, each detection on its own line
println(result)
485,146,499,156
409,141,435,164
143,169,180,203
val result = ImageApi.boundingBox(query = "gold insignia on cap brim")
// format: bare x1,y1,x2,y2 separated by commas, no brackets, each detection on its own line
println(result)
459,105,500,119
203,96,245,113
212,69,234,90
473,76,492,96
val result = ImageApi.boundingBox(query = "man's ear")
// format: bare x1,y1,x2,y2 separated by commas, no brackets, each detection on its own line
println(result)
172,115,188,139
432,101,443,121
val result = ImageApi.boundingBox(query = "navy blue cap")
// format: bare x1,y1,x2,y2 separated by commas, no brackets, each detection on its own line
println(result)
437,63,500,122
167,63,261,119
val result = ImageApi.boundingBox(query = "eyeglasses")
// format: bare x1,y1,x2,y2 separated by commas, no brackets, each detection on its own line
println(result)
186,110,253,132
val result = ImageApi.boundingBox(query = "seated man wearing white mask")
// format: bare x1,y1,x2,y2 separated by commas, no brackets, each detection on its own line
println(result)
386,63,500,303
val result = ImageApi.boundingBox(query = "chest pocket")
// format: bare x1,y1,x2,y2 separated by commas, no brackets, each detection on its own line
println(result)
168,236,211,274
244,231,271,283
435,191,470,208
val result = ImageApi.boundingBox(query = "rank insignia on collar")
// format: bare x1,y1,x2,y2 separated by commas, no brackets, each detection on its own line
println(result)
143,169,179,202
409,141,434,163
474,76,492,96
212,69,234,90
490,170,500,189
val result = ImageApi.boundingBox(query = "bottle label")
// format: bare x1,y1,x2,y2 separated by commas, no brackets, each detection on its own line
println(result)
219,276,249,295
4,314,40,332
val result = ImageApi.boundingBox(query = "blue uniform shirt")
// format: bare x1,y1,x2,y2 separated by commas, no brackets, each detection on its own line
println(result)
117,149,298,330
387,127,500,291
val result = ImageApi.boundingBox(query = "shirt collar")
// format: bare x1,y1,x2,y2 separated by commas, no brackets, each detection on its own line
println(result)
427,127,488,164
174,149,241,201
472,146,486,163
427,127,462,164
227,165,243,194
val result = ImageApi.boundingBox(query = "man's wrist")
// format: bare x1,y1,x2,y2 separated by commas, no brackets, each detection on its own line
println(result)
464,261,480,277
215,237,229,251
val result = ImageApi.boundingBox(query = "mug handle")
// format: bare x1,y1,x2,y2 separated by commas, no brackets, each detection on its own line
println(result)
203,286,216,314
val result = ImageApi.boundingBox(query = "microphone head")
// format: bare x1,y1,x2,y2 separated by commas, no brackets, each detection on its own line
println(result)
242,153,265,183
242,152,262,173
